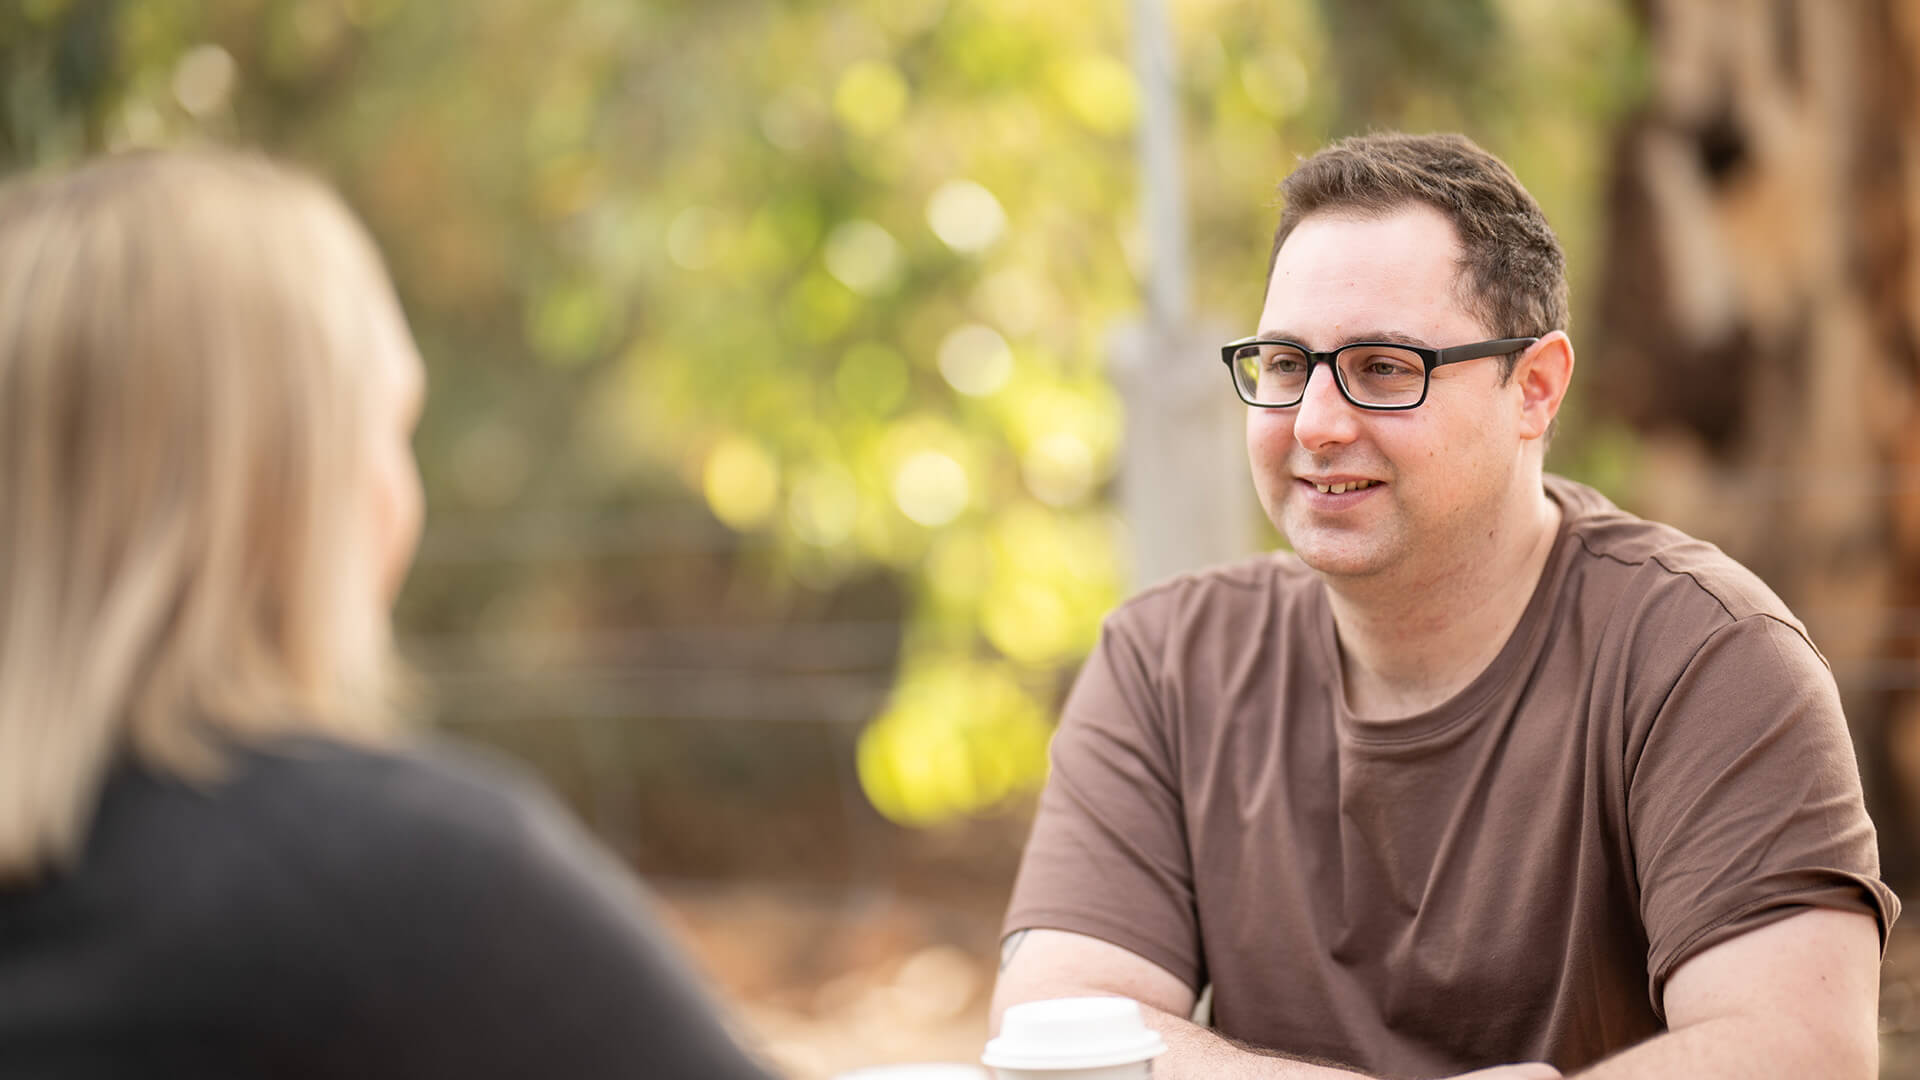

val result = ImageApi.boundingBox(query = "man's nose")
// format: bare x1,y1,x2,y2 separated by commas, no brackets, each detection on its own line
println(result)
1290,360,1360,450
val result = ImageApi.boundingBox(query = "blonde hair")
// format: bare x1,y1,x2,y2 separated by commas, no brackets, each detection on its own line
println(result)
0,149,410,881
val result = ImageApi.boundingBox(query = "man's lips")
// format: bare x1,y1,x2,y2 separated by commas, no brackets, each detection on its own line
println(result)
1295,477,1383,495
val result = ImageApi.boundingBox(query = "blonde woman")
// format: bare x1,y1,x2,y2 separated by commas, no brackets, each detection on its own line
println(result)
0,151,775,1079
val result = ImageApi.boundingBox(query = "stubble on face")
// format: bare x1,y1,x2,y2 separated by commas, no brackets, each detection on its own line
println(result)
1272,457,1405,580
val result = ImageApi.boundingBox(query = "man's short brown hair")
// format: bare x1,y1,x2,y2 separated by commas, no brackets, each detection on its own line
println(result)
1269,132,1568,366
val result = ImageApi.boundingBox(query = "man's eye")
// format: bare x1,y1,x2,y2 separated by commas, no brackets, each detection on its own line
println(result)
1266,355,1306,373
1363,357,1418,378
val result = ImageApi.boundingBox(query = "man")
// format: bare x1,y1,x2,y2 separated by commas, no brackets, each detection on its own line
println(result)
991,133,1899,1079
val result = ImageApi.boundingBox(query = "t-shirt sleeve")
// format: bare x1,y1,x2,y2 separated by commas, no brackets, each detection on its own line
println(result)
313,753,778,1080
1000,607,1205,991
1628,614,1900,1015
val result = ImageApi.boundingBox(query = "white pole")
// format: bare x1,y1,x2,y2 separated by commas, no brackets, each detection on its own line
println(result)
1132,0,1189,333
1112,0,1251,591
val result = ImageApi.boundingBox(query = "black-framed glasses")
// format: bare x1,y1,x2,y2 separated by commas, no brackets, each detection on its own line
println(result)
1220,336,1539,410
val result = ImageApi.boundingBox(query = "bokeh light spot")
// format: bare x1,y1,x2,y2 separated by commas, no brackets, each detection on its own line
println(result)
856,657,1053,826
974,266,1051,338
925,179,1006,254
937,323,1013,397
788,464,860,547
892,450,969,526
172,44,237,117
834,60,910,137
1021,431,1096,507
703,436,781,531
983,578,1072,665
824,219,903,295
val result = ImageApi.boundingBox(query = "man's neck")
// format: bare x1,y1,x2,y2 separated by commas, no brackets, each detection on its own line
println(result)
1324,480,1563,719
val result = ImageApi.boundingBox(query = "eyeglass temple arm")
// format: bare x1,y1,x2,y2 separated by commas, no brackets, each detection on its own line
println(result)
1432,337,1538,367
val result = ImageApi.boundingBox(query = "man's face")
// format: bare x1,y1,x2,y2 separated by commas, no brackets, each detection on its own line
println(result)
1248,204,1530,581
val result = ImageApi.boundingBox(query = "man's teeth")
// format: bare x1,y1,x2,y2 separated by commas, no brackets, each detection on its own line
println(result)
1314,480,1378,494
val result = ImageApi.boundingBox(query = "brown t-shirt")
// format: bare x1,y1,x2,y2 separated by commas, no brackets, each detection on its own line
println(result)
1003,475,1898,1077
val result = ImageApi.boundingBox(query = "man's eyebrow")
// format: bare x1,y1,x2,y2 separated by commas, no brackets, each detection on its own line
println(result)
1256,328,1433,348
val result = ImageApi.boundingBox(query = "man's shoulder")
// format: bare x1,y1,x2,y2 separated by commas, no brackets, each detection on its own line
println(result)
1548,474,1807,633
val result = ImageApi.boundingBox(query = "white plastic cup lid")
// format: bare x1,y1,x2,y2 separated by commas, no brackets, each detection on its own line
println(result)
981,996,1168,1070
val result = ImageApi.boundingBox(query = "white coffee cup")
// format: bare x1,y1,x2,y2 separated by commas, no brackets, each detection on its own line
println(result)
833,1060,990,1068
981,996,1168,1079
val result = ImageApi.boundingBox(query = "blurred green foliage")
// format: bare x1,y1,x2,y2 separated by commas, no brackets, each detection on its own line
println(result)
0,0,1643,829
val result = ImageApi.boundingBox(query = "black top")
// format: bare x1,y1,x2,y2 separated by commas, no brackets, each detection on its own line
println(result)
0,735,778,1079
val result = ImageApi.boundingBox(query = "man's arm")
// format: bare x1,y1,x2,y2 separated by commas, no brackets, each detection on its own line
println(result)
1572,908,1879,1078
992,929,1560,1080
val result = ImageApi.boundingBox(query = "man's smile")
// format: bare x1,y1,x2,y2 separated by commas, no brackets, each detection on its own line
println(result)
1300,477,1382,495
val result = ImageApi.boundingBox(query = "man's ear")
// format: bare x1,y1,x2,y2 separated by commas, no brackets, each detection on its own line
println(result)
1513,331,1574,441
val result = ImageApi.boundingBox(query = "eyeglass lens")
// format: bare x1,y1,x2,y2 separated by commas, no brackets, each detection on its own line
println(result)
1228,343,1427,407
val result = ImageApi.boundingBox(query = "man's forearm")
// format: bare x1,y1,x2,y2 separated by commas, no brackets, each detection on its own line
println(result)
990,929,1559,1080
1572,1015,1873,1080
992,929,1363,1080
1134,1002,1372,1080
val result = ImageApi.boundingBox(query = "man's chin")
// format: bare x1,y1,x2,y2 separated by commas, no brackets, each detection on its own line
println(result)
1292,548,1392,580
1281,524,1393,580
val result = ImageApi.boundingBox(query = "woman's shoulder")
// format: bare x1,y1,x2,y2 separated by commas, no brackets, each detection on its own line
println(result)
86,733,577,908
10,734,586,1035
226,733,551,818
63,736,773,1078
207,733,578,874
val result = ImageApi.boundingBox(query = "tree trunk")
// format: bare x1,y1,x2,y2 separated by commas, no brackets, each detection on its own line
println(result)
1593,0,1920,888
